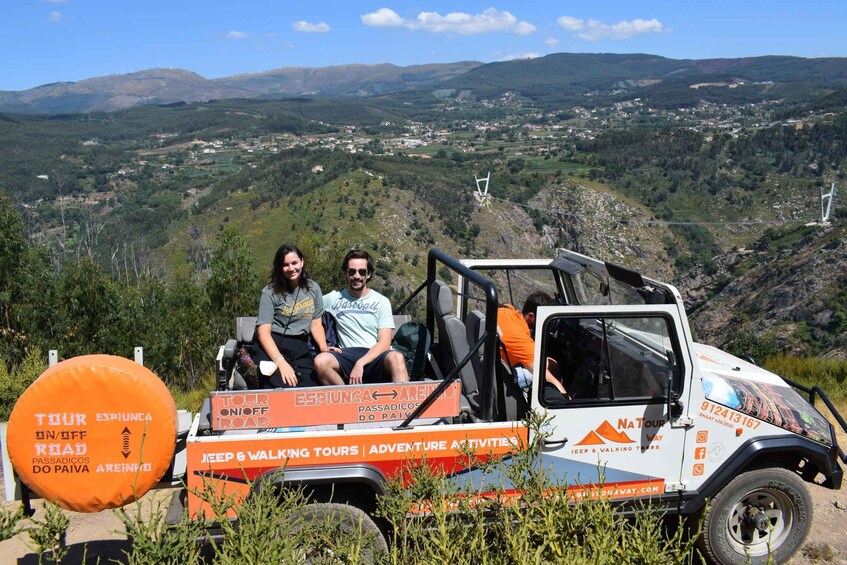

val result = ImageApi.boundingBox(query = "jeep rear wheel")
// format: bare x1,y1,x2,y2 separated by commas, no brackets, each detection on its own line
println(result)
290,502,387,563
697,468,811,565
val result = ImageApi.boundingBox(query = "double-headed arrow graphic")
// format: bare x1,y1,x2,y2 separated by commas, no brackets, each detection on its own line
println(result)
121,427,131,459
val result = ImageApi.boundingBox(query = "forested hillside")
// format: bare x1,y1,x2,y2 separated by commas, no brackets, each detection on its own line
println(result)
574,116,846,267
683,221,847,360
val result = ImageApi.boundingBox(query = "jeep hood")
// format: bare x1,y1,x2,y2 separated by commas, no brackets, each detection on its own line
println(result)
693,343,832,446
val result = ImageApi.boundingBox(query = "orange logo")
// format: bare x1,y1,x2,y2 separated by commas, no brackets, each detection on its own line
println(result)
693,464,704,476
694,447,706,460
575,420,636,446
696,430,708,443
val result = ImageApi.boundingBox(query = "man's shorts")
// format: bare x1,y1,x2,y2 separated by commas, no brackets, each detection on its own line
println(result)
513,366,532,390
328,347,393,384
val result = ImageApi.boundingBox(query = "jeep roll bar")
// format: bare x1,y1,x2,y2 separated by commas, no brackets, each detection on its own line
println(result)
395,248,500,425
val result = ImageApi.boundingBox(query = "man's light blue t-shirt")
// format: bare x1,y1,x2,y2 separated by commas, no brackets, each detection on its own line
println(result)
323,289,394,348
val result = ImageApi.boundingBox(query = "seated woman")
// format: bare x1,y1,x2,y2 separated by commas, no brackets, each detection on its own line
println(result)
254,244,333,388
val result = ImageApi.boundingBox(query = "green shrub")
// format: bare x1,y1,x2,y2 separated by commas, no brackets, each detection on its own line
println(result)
24,500,69,563
376,411,699,565
0,504,25,541
764,354,847,403
0,348,46,420
118,493,207,565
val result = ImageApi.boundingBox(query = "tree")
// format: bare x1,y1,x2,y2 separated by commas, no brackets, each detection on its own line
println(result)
206,226,260,344
297,235,347,293
0,196,26,327
156,275,213,391
0,196,30,364
54,257,118,357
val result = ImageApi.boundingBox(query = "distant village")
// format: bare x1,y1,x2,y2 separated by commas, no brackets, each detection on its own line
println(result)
30,88,835,210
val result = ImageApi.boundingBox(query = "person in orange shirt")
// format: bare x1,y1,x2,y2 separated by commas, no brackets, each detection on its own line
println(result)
497,292,568,398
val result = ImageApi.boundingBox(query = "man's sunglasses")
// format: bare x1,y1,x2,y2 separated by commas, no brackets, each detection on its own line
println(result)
346,268,369,277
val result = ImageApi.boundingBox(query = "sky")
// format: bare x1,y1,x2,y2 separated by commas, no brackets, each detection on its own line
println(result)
3,0,847,91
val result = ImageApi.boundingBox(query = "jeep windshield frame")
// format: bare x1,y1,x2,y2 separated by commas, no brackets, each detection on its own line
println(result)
555,249,674,307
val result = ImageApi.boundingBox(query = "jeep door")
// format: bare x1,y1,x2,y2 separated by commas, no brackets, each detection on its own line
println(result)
530,304,692,505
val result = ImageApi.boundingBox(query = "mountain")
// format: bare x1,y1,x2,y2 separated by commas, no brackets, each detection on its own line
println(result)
445,53,847,106
0,62,481,114
483,53,847,91
0,69,254,114
4,53,847,114
215,61,483,97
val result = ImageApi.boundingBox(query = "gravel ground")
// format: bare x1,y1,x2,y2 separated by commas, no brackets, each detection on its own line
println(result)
1,475,175,564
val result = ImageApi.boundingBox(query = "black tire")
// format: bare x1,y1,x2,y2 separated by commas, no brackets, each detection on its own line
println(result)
696,467,812,565
290,502,387,562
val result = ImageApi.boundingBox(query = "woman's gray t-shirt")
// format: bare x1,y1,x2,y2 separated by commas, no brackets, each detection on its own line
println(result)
257,280,324,337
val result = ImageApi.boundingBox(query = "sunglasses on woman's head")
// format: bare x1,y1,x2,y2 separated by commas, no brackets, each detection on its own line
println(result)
347,268,368,277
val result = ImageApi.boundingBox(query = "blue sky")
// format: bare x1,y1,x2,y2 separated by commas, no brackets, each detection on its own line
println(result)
3,1,847,91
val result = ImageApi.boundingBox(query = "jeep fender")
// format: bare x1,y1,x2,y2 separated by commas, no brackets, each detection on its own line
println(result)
256,464,388,507
680,435,842,516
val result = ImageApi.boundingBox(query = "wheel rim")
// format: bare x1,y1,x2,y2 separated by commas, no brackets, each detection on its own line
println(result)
725,486,794,556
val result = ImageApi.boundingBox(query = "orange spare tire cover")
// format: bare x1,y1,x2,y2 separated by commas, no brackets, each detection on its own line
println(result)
7,355,177,512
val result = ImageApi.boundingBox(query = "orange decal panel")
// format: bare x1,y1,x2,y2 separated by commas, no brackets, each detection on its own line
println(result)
567,479,665,501
210,381,462,430
186,424,525,516
405,479,667,515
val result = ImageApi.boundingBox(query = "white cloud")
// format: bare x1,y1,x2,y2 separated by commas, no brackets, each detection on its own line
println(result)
514,21,536,36
361,7,404,27
545,37,560,46
500,52,540,61
292,20,330,33
226,30,250,40
47,11,62,23
557,16,667,41
362,7,536,35
556,16,583,32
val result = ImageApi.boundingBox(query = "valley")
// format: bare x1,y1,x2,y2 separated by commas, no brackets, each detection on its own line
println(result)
1,52,845,380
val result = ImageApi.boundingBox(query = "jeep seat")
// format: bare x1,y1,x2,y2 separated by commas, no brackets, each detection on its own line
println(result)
430,281,480,410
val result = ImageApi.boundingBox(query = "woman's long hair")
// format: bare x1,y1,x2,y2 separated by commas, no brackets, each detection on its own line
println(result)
269,244,311,294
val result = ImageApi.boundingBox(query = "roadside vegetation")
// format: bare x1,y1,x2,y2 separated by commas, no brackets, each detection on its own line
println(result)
765,355,847,401
1,413,702,564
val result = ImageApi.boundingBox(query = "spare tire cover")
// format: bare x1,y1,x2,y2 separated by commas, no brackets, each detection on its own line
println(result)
7,355,177,512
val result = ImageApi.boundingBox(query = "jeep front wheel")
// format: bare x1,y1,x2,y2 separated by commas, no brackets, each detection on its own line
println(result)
697,468,812,565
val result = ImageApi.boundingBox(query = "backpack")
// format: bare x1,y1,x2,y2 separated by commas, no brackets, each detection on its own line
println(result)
309,312,339,355
391,322,431,379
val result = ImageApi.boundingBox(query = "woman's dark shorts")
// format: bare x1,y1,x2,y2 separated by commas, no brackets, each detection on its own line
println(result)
252,333,316,388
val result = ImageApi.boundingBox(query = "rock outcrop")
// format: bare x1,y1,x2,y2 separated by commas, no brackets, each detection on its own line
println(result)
681,223,846,358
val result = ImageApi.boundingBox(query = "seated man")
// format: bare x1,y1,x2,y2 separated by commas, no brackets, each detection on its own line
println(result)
498,292,568,400
314,250,409,385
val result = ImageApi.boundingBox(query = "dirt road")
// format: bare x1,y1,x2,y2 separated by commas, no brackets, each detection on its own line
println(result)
1,480,175,564
787,481,847,565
